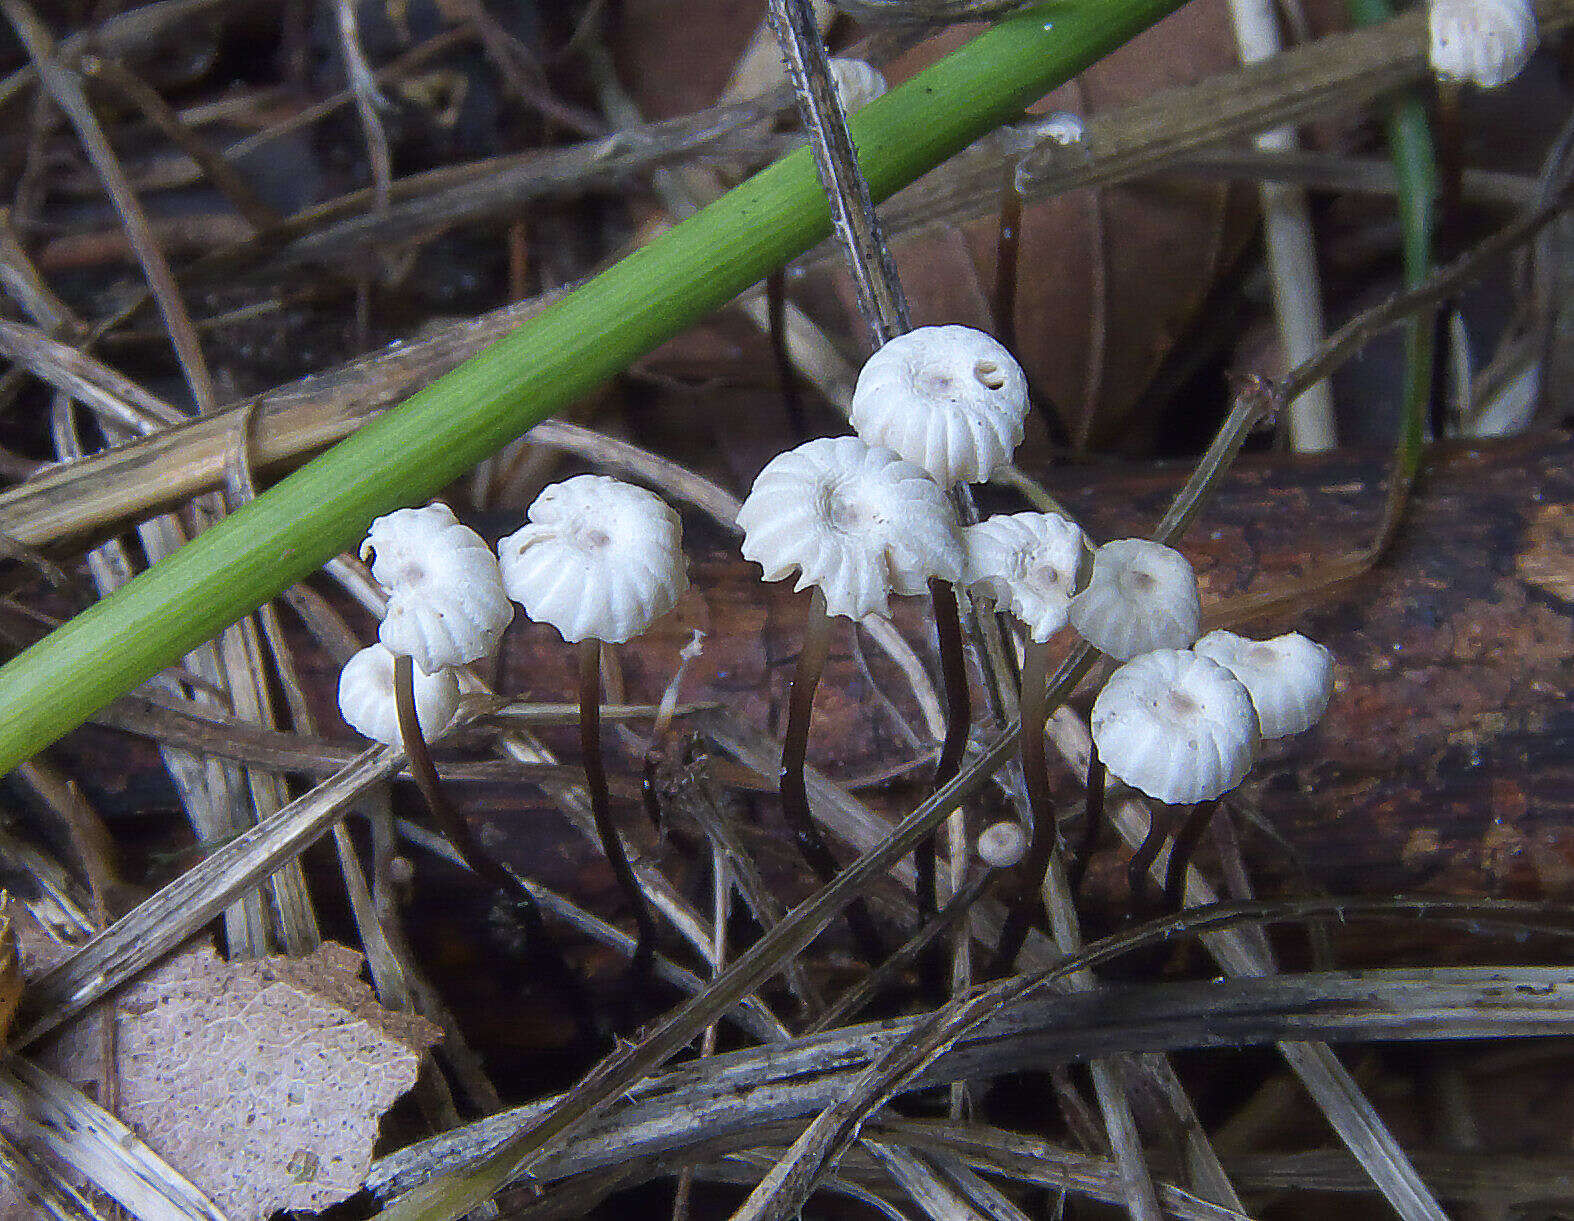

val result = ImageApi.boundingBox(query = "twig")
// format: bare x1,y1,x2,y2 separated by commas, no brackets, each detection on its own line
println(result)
0,0,216,411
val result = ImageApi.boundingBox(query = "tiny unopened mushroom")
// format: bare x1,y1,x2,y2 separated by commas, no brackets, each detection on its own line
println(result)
1194,629,1334,739
338,643,459,747
1092,649,1260,909
498,474,689,973
1068,538,1201,661
1429,0,1537,88
827,57,886,112
361,502,513,675
850,325,1029,488
738,435,962,962
977,821,1028,869
964,511,1091,973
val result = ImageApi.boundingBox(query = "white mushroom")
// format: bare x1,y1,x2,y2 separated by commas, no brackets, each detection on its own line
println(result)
963,511,1091,642
976,821,1028,869
360,502,513,675
1090,649,1259,806
1193,629,1334,740
498,475,689,644
850,325,1029,487
497,474,689,971
337,642,459,747
827,57,887,112
1068,538,1202,660
1429,0,1537,88
737,435,962,621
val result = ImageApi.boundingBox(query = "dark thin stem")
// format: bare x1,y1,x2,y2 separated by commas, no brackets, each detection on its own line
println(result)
782,589,887,964
992,166,1022,351
1126,805,1172,911
918,577,970,993
395,654,604,1048
579,638,657,978
1068,748,1106,896
766,269,806,438
989,636,1055,976
1163,798,1219,912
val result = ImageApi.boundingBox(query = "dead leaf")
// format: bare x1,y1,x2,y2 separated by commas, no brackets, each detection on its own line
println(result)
4,937,438,1221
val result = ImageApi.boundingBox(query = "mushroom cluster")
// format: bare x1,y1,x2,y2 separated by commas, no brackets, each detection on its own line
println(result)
337,485,689,975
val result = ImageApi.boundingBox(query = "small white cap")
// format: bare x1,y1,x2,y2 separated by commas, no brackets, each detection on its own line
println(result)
1429,0,1537,88
498,475,688,645
827,57,886,112
1091,649,1259,805
976,820,1028,869
737,436,963,621
1193,629,1334,740
360,503,514,675
850,326,1029,487
1068,538,1201,661
338,642,460,746
963,512,1091,642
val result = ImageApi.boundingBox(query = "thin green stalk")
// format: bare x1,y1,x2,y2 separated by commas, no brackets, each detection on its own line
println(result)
1347,0,1438,491
0,0,1186,780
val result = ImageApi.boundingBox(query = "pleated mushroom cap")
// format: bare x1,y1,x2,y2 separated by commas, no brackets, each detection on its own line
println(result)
498,475,688,645
737,436,963,621
338,643,460,746
850,326,1029,487
1429,0,1537,87
361,503,513,674
1068,538,1201,660
963,512,1091,642
1091,649,1260,805
1193,629,1334,740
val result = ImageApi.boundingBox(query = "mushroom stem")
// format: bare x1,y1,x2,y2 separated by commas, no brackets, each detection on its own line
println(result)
918,577,971,990
1068,747,1107,896
392,653,483,881
1126,803,1173,910
393,654,604,1049
1162,797,1220,911
782,588,887,964
988,634,1055,976
578,638,658,977
992,169,1022,352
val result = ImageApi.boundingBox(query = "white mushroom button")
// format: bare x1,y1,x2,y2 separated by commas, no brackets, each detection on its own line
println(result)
737,435,963,621
360,502,513,675
1193,629,1334,740
1091,648,1260,805
963,511,1091,642
338,642,460,747
1068,538,1202,661
498,475,688,645
827,57,887,112
976,820,1029,869
850,325,1029,487
1429,0,1537,88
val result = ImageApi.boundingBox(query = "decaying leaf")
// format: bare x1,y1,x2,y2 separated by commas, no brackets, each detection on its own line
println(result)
4,937,438,1221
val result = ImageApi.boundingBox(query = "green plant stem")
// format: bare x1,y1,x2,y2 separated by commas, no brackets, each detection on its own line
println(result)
0,0,1188,780
1347,0,1437,492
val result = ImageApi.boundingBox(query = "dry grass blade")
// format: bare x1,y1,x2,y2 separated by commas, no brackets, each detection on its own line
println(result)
0,1056,225,1219
862,1141,990,1221
366,962,1574,1200
0,1128,103,1221
11,743,405,1048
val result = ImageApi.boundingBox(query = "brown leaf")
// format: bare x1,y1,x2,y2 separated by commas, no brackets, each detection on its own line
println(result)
6,937,438,1221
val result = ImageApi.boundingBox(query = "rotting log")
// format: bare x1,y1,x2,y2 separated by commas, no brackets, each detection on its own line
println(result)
38,435,1574,909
